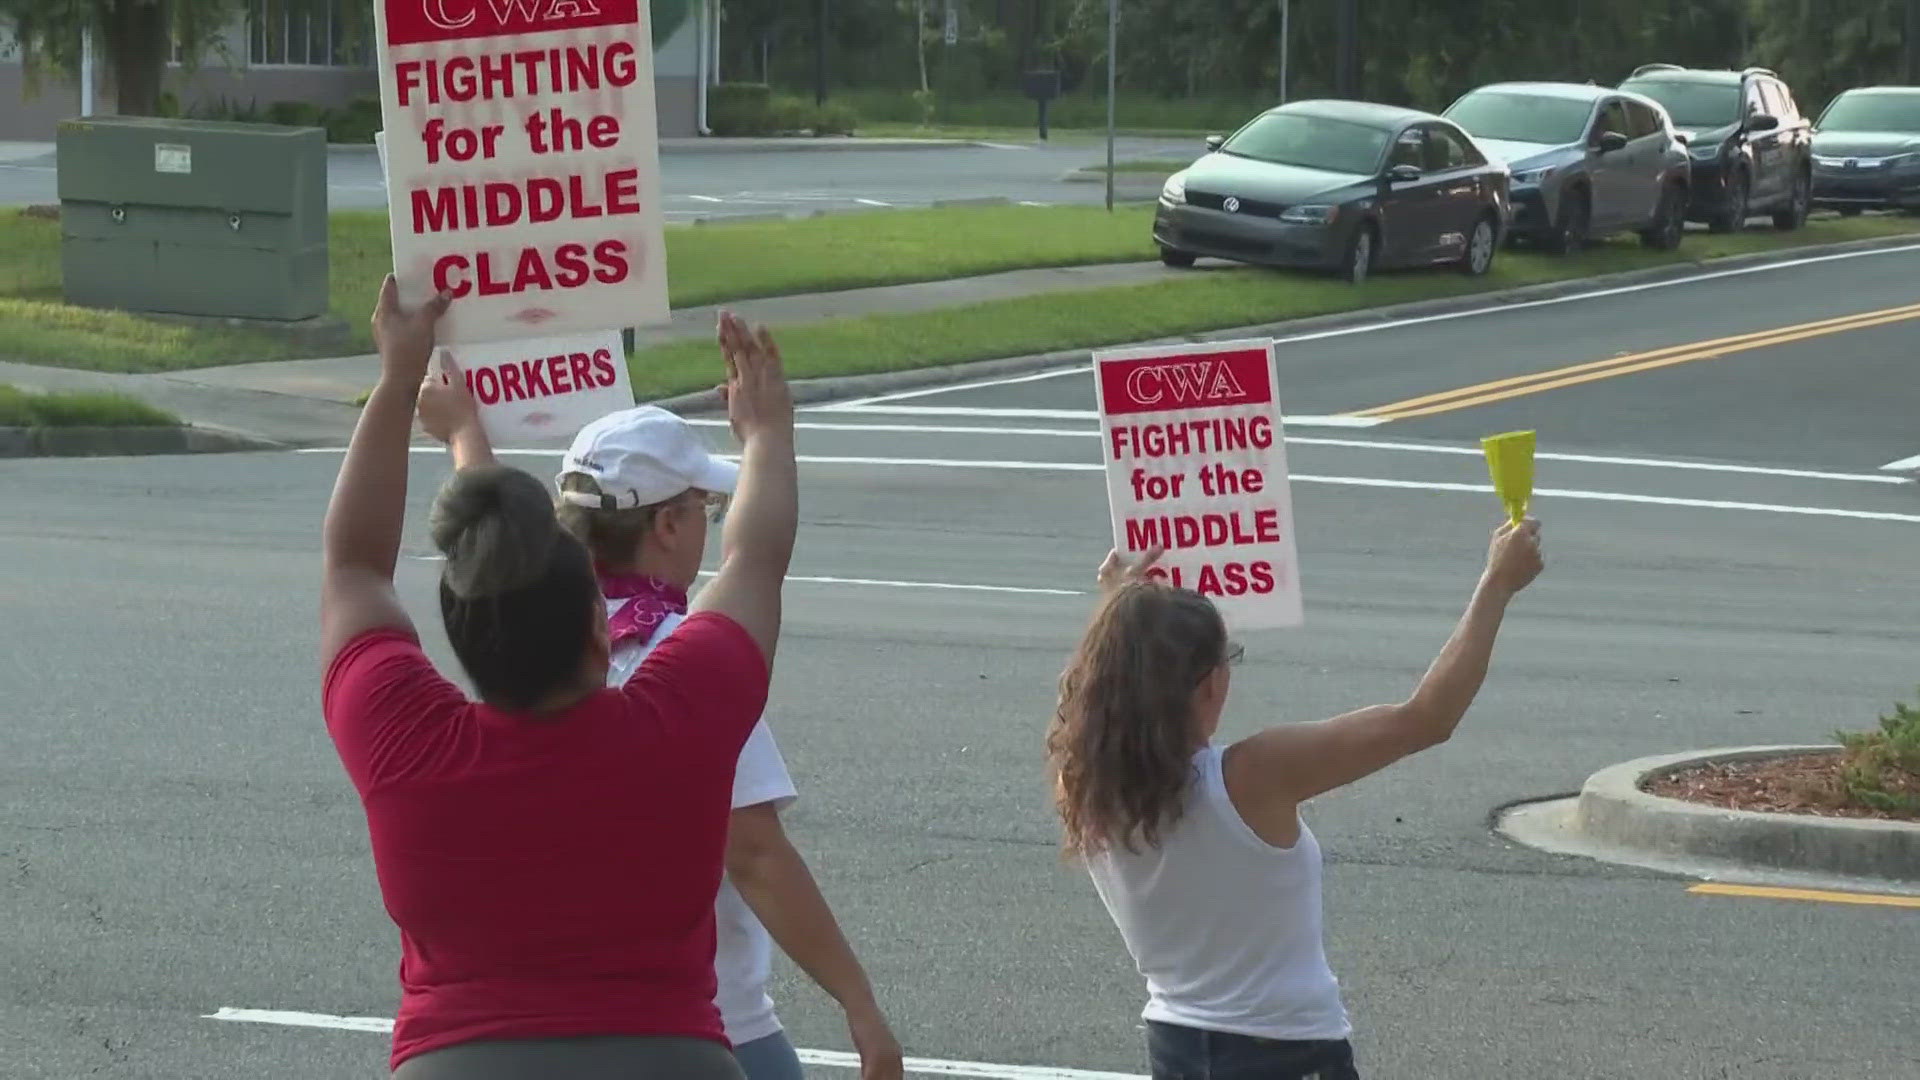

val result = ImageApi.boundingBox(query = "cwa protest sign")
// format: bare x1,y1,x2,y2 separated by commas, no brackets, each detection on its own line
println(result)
1094,339,1304,630
443,329,634,444
371,0,669,344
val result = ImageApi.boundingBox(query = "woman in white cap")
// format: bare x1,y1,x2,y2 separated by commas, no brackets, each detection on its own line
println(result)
323,289,795,1078
418,335,903,1080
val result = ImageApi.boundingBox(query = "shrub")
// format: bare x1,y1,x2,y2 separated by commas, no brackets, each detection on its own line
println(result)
1833,692,1920,816
0,385,178,428
266,100,325,128
323,96,382,144
812,100,859,136
709,82,775,136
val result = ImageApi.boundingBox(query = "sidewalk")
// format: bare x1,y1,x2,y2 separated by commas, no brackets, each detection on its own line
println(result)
0,259,1175,445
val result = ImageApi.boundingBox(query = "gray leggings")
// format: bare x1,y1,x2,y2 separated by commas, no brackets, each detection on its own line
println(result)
393,1035,745,1079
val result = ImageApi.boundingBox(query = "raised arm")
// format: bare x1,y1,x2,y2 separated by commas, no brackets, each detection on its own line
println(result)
687,312,798,663
416,354,496,471
1224,519,1544,823
319,277,451,663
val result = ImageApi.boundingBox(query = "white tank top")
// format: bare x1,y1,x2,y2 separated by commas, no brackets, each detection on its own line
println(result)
1084,744,1351,1040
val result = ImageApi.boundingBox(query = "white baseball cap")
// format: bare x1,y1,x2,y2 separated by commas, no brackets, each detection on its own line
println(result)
556,406,738,510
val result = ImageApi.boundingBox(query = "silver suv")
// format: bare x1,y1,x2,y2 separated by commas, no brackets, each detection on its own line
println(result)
1443,82,1691,252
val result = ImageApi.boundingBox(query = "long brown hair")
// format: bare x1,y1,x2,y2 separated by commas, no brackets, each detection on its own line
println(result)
1048,581,1228,858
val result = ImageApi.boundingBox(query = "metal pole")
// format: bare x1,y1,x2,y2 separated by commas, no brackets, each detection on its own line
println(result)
1278,0,1289,104
1908,0,1920,84
1334,0,1357,97
80,25,94,116
1105,0,1117,211
814,0,828,107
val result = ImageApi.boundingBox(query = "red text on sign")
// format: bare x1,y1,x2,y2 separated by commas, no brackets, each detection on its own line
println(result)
1123,508,1282,551
393,43,639,105
526,110,621,153
464,348,619,405
411,170,641,233
1146,561,1279,597
1109,414,1273,460
434,239,629,298
1099,348,1271,416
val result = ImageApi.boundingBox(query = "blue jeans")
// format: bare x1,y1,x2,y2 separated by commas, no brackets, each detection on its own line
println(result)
1146,1021,1360,1080
733,1030,807,1080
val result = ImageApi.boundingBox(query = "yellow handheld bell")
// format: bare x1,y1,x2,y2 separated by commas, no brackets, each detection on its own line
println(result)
1481,430,1536,525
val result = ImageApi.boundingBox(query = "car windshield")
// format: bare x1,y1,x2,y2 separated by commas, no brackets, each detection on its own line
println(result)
1622,80,1738,129
1219,113,1390,175
1446,91,1592,145
1819,92,1920,133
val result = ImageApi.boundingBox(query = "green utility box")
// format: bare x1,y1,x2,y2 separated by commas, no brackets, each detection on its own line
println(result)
57,117,328,321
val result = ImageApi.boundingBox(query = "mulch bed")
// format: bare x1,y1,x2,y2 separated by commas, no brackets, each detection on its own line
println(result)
1644,752,1920,824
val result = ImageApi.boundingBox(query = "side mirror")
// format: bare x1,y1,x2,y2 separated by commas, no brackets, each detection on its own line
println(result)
1205,135,1225,153
1745,113,1780,133
1385,164,1422,183
1672,130,1691,147
1594,131,1629,153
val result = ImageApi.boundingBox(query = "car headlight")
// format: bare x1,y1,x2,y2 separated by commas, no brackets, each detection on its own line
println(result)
1161,174,1187,205
1812,155,1845,168
1511,166,1555,185
1278,204,1338,226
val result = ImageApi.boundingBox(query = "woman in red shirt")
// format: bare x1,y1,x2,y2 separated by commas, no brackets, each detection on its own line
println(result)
319,278,797,1078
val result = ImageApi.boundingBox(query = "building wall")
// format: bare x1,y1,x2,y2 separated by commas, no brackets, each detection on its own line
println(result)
0,2,709,140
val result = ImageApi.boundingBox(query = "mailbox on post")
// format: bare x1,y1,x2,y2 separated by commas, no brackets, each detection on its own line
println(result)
57,117,328,321
1023,70,1063,141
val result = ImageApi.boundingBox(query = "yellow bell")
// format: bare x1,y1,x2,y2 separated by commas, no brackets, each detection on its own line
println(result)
1481,430,1536,525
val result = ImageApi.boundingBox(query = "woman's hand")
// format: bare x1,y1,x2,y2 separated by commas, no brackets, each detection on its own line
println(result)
416,354,480,446
716,310,793,446
1096,544,1166,592
1483,517,1544,598
371,275,451,385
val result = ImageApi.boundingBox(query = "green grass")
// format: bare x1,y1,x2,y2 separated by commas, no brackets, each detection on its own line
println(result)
1,206,1159,372
0,383,179,427
621,214,1920,401
859,121,1209,142
832,89,1265,135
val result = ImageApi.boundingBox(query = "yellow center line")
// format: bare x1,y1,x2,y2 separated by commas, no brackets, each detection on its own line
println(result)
1688,882,1920,909
1348,301,1920,421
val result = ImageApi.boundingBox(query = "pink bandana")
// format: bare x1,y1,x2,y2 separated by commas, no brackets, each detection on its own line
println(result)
599,569,689,649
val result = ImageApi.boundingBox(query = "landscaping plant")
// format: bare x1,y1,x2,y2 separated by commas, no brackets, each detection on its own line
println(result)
1833,692,1920,816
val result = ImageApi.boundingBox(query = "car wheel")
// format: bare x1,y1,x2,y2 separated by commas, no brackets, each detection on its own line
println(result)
1640,184,1686,251
1838,206,1864,217
1546,187,1589,254
1342,225,1375,285
1709,171,1749,233
1159,246,1197,268
1459,214,1497,276
1772,171,1811,230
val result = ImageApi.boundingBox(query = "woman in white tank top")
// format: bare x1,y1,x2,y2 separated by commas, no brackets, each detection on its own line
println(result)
1048,522,1543,1080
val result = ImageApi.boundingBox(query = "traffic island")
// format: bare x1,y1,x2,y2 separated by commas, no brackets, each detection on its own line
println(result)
0,385,279,458
1500,746,1920,888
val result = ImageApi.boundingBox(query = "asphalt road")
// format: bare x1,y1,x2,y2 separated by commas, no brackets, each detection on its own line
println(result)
0,138,1193,216
4,248,1919,1078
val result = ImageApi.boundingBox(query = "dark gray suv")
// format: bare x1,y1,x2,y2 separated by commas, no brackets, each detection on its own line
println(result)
1618,64,1815,232
1443,81,1691,252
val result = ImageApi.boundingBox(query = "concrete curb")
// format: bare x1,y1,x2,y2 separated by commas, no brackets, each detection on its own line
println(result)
0,425,283,458
642,230,1920,418
1575,746,1920,884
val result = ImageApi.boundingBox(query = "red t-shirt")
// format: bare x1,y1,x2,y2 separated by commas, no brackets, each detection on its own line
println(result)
321,611,769,1071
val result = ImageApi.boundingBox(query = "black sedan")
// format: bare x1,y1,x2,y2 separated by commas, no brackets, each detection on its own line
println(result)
1154,100,1511,284
1811,86,1920,213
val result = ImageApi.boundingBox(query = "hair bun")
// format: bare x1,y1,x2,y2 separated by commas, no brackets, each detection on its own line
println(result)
429,465,562,599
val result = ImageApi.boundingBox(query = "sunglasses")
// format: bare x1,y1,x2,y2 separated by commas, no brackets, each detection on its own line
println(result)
692,489,730,524
1224,641,1246,667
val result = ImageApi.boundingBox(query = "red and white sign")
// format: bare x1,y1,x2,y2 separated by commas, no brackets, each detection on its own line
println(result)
443,328,634,443
1093,339,1303,630
371,0,668,344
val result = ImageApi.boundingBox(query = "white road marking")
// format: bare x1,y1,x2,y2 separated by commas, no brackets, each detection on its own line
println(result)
812,366,1095,409
685,419,1912,485
809,404,1383,427
203,1008,1146,1079
296,450,1920,522
855,198,893,207
687,194,724,203
813,241,1920,411
1880,452,1920,472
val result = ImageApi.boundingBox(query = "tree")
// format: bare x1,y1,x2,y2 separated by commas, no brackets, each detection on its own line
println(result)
1,0,245,116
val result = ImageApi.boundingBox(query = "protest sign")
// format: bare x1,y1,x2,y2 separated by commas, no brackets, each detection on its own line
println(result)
443,328,635,444
371,0,669,345
1094,339,1304,630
